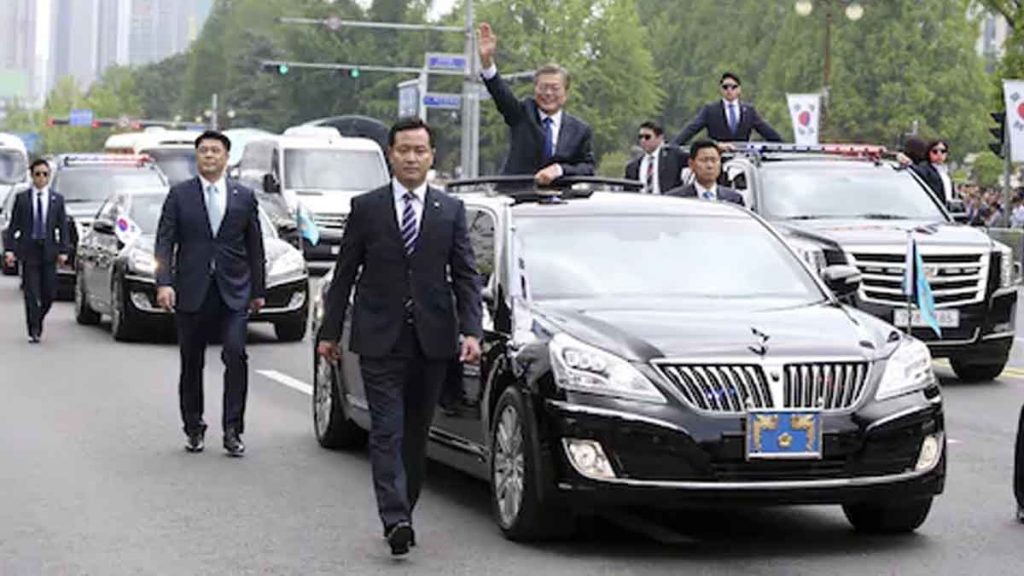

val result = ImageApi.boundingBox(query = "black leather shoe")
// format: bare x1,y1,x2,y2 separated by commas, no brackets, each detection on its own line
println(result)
185,432,204,453
223,429,245,457
1017,506,1024,524
386,522,414,556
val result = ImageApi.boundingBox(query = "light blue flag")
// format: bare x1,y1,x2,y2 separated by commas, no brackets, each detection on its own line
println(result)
914,248,942,338
297,203,320,246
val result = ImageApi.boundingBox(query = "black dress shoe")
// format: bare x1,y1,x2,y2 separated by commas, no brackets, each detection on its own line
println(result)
223,429,245,457
1017,506,1024,524
185,432,204,453
386,522,414,556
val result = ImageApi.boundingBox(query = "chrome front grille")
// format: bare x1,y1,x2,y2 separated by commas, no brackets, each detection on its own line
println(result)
312,213,348,230
849,247,988,309
783,362,869,410
654,360,871,414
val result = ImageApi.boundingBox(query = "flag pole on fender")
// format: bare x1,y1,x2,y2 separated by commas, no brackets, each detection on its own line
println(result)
902,231,914,335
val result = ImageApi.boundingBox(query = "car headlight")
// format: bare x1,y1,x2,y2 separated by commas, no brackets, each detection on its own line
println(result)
875,337,936,401
787,240,826,274
127,247,157,275
997,243,1015,288
269,249,306,278
549,333,666,404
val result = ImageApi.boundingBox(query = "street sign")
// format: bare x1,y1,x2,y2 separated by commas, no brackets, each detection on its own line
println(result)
398,79,421,118
424,52,468,73
423,92,462,110
68,108,94,127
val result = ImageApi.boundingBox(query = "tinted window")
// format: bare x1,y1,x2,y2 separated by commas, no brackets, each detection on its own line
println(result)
466,208,496,284
515,215,821,302
0,151,26,184
284,149,387,191
145,149,197,185
54,167,167,202
127,195,165,234
759,163,946,221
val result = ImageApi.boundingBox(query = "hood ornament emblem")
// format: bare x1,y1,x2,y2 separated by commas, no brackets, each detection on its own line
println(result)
748,327,770,357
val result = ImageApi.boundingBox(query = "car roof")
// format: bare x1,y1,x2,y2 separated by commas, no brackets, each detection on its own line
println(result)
0,133,28,152
500,192,750,218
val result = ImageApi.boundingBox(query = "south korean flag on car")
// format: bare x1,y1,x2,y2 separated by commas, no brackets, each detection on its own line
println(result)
115,214,141,245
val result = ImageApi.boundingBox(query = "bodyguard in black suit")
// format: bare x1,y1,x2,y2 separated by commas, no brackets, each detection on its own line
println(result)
155,131,266,457
317,118,482,557
625,121,688,194
477,23,595,184
670,72,783,146
665,140,746,206
3,159,68,342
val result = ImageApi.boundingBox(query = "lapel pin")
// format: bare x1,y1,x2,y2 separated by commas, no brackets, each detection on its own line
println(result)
433,201,440,208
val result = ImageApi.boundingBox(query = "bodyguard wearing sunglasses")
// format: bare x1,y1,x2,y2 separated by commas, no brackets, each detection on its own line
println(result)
625,121,688,194
912,139,954,207
670,72,782,146
3,159,68,343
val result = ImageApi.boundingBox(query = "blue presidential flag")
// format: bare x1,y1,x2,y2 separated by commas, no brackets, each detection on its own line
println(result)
296,203,320,246
902,234,941,337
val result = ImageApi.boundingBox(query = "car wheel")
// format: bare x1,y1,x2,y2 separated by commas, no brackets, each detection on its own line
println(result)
74,275,100,325
274,318,307,342
312,348,366,450
110,275,138,342
490,387,575,541
843,497,933,533
2,258,17,276
950,355,1007,382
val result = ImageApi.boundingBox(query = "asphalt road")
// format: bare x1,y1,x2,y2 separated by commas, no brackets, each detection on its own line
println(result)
1,275,1023,575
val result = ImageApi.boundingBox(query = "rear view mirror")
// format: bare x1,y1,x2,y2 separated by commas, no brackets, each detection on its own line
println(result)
262,173,281,195
821,265,861,300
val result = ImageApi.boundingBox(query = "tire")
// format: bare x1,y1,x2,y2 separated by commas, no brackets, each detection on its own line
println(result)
2,258,17,276
950,355,1008,383
110,275,139,342
489,387,575,541
312,349,367,450
843,497,933,534
274,317,307,342
74,275,100,326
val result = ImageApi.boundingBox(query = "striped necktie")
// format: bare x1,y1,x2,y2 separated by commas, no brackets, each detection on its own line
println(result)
645,154,655,193
400,191,418,255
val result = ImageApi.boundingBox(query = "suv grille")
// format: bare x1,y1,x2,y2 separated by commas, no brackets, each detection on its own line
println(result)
312,213,348,230
849,248,988,308
654,361,870,414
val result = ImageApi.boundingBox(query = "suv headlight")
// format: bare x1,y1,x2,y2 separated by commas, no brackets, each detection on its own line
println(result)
875,338,936,401
996,243,1015,288
549,333,666,404
127,247,157,275
787,239,826,274
269,249,305,278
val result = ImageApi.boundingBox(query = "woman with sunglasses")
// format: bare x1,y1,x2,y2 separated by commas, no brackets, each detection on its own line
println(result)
913,139,954,208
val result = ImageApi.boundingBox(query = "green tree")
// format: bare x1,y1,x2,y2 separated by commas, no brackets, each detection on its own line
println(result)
973,150,1005,186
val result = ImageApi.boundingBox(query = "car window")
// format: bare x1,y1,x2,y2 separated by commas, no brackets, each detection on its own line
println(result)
144,149,197,186
54,167,167,202
515,215,822,302
283,149,387,191
0,150,27,184
127,195,165,234
759,163,946,221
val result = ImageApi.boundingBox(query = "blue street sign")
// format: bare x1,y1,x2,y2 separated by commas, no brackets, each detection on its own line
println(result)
68,108,94,127
425,53,468,72
422,92,462,110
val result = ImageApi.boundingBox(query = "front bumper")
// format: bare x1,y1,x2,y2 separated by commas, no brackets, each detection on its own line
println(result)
541,391,945,506
123,275,309,322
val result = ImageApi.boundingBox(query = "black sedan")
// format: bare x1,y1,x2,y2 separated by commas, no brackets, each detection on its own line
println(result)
310,178,945,540
75,189,309,341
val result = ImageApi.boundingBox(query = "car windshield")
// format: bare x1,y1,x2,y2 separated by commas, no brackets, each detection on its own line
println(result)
515,215,822,302
758,162,946,221
0,150,27,184
144,149,197,185
55,167,167,202
284,149,387,191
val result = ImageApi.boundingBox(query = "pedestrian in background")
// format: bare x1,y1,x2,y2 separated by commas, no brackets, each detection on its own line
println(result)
3,158,67,343
316,117,482,557
625,121,688,194
665,140,745,206
155,131,266,457
477,22,595,184
670,72,782,146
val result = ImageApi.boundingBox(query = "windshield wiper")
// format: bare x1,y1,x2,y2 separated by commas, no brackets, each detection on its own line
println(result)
855,213,908,220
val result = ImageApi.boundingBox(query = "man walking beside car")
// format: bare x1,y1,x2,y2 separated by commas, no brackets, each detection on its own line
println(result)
155,130,266,457
316,117,482,557
3,158,67,343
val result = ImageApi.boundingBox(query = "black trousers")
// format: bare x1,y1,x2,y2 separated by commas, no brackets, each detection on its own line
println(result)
360,320,448,529
20,243,57,338
1015,404,1024,507
175,286,249,436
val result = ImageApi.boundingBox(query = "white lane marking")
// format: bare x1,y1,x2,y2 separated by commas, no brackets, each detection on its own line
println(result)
258,370,313,396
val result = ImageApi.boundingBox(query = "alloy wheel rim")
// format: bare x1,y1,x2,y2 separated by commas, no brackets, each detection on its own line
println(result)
493,404,525,527
314,355,333,438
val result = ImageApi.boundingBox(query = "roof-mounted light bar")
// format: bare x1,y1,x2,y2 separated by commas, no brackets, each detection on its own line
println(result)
61,154,154,167
446,176,643,202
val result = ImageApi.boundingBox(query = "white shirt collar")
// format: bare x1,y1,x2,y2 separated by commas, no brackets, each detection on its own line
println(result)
539,109,563,126
645,144,663,158
393,178,428,203
32,186,49,196
722,98,740,110
199,174,227,194
695,180,718,198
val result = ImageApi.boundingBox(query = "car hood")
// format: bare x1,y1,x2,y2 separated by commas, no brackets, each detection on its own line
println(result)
776,219,993,250
288,189,363,215
129,234,297,271
533,299,896,362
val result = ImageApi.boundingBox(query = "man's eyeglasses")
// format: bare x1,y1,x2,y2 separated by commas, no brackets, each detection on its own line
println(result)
32,171,49,177
721,83,740,90
637,134,654,141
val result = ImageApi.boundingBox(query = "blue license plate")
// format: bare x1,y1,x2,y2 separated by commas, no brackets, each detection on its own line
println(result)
745,410,823,460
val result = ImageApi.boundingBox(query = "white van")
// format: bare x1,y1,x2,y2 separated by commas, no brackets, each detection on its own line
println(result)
0,132,29,187
105,128,201,185
237,134,389,271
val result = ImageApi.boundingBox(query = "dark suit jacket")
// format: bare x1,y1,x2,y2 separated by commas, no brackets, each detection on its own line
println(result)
911,163,947,207
155,177,266,313
670,101,783,145
624,145,688,193
666,183,745,206
319,184,482,360
3,187,68,263
482,71,595,177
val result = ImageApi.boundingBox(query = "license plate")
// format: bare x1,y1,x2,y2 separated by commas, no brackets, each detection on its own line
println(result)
893,308,959,328
331,245,340,255
745,410,823,460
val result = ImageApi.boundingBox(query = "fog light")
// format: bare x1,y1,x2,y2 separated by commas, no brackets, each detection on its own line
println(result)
130,292,153,311
992,322,1012,334
563,439,616,480
289,291,306,308
915,433,943,471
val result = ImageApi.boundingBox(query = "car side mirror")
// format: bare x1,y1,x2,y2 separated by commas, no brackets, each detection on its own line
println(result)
262,173,281,195
92,220,114,234
821,264,861,300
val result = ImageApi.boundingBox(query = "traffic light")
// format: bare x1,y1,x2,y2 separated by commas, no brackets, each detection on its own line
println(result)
261,62,289,75
349,68,360,79
278,63,290,75
989,110,1006,157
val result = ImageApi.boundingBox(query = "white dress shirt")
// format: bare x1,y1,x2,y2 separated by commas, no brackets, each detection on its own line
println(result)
639,145,662,194
393,178,427,230
32,186,50,228
934,163,953,203
694,181,718,201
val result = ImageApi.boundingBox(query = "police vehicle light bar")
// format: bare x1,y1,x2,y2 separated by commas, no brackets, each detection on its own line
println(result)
61,154,153,167
735,142,888,158
446,176,643,202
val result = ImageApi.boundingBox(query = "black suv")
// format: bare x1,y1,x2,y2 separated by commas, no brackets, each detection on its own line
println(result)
310,177,945,541
722,144,1018,382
